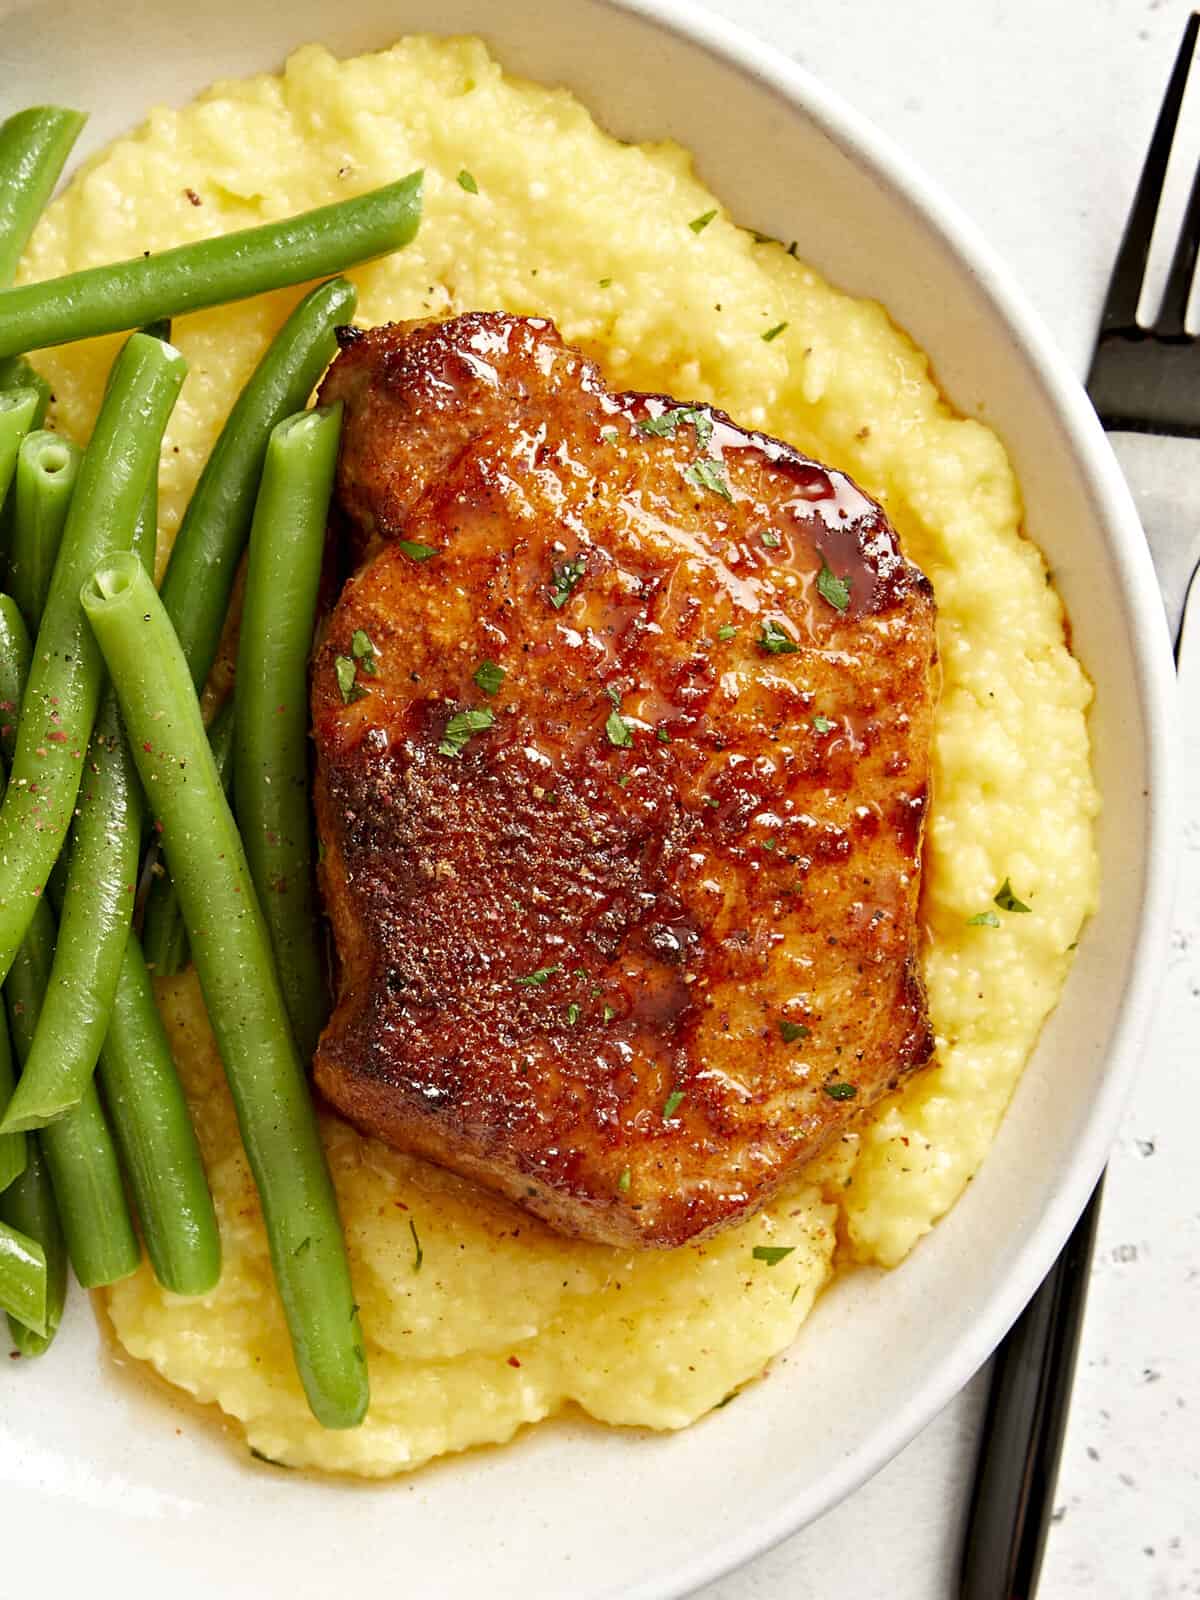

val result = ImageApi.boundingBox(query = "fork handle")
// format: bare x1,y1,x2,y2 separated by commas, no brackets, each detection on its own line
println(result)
959,1177,1104,1600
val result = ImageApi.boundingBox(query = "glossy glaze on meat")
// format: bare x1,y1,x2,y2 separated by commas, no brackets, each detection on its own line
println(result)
312,313,937,1249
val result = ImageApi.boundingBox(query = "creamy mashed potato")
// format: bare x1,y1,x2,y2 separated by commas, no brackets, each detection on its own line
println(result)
21,36,1098,1474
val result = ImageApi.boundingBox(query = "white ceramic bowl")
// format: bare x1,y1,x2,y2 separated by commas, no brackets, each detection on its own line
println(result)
0,1,1177,1595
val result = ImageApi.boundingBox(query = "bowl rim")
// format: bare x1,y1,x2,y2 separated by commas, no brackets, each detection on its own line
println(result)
0,5,1176,1592
599,0,1179,1593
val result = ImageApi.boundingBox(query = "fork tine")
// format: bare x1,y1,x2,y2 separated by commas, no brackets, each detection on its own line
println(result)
1157,153,1200,334
1100,11,1200,335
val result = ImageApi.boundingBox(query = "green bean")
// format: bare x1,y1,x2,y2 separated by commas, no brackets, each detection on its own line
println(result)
8,360,219,1279
0,1006,23,1194
0,1217,45,1335
0,172,419,360
134,318,171,575
161,276,357,694
0,682,143,1130
0,592,31,764
5,897,140,1287
0,522,65,1334
0,331,185,987
0,385,40,585
0,102,77,588
2,352,170,1131
83,554,366,1427
0,745,22,1190
0,1128,65,1353
99,933,220,1295
0,103,80,590
8,478,209,1296
8,429,81,626
0,380,40,510
0,357,50,423
235,407,338,1059
0,107,86,290
143,698,236,977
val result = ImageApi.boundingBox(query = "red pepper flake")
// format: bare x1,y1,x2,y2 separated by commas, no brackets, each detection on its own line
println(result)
143,741,153,753
507,1356,522,1369
46,730,68,743
184,187,202,206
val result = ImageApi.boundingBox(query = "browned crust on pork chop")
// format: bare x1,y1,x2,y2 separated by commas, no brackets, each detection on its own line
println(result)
312,313,936,1248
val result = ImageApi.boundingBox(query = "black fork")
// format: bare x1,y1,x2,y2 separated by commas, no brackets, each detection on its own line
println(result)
1088,11,1200,434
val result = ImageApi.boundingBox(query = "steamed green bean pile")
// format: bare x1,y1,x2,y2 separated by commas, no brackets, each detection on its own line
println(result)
0,95,425,1426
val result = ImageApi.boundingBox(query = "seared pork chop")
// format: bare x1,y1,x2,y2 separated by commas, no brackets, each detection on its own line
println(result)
312,313,937,1249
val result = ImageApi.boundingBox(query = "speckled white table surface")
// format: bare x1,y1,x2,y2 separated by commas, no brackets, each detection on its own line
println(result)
689,2,1200,1596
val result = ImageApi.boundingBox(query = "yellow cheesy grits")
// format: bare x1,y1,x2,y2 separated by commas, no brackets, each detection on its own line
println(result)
19,35,1098,1475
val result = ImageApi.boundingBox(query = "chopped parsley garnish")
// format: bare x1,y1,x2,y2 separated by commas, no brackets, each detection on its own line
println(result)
759,620,799,655
656,726,672,743
409,1218,423,1273
812,714,834,733
663,1088,685,1121
605,686,633,748
617,1166,632,1193
751,1245,795,1266
816,560,851,613
396,538,437,562
606,707,633,748
636,412,677,438
778,1019,809,1043
763,837,777,852
456,169,478,193
761,321,789,342
515,964,562,987
689,208,717,233
600,426,619,444
968,910,1001,928
823,1081,858,1101
473,659,506,696
549,554,587,609
603,1004,617,1022
565,1002,580,1026
685,458,733,501
334,654,366,704
994,878,1032,914
437,706,494,757
598,276,612,287
717,624,737,641
351,628,378,676
636,405,713,451
762,529,781,549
